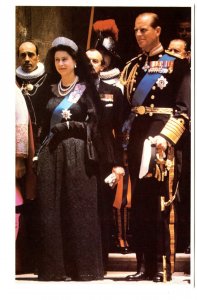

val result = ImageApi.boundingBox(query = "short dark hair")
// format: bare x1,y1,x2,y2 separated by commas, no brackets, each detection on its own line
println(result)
137,12,160,29
45,44,77,77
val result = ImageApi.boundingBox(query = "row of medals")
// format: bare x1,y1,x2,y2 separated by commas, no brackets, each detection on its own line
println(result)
142,60,174,74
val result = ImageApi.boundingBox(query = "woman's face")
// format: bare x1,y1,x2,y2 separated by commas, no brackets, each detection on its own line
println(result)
54,50,76,77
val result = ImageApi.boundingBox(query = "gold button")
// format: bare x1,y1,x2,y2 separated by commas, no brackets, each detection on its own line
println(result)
139,57,142,61
152,86,156,90
137,106,146,115
151,95,155,100
135,72,138,75
133,88,136,91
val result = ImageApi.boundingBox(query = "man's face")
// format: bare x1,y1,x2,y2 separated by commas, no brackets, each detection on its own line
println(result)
177,21,191,43
134,14,161,52
168,40,186,59
18,42,39,73
86,49,104,76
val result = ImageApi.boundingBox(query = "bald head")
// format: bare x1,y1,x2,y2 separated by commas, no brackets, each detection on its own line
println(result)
168,39,187,59
18,41,39,73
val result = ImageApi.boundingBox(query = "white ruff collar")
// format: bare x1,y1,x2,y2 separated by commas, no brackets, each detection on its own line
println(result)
16,62,45,80
100,68,120,80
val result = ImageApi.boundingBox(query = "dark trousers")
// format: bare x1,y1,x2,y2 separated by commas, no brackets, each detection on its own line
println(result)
98,165,116,271
16,200,40,274
130,178,172,276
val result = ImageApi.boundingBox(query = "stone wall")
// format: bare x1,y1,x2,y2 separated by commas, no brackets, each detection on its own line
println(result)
16,6,191,67
16,6,89,65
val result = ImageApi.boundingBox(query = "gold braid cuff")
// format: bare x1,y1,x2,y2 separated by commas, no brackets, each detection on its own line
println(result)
160,117,186,145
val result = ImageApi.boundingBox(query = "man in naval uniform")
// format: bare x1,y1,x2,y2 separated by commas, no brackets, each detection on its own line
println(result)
86,48,125,272
16,41,52,274
120,12,190,282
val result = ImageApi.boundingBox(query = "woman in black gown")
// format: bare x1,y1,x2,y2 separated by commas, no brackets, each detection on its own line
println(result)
36,37,104,281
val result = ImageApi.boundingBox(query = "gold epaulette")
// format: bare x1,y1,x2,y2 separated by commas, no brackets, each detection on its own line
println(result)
160,116,186,145
165,50,183,59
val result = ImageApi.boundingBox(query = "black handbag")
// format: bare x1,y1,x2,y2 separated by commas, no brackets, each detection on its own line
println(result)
86,124,98,163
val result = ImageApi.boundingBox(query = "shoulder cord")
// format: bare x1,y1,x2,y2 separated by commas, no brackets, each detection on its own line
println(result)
120,63,138,104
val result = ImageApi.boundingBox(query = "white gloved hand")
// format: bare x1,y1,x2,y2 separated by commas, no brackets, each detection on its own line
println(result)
148,135,167,162
149,135,167,151
104,173,118,188
112,166,125,176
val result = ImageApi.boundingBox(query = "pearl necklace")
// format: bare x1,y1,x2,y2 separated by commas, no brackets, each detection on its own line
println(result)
58,76,79,96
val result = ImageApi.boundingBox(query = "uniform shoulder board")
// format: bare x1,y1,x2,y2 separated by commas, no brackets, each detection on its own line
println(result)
165,50,182,59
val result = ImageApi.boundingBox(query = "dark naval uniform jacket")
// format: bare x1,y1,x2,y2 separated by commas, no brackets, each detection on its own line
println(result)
98,79,124,169
122,49,190,190
97,79,124,270
121,48,190,277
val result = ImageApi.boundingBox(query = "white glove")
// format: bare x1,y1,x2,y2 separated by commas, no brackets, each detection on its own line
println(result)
104,167,125,189
148,135,167,162
104,173,118,188
112,166,125,176
149,135,167,151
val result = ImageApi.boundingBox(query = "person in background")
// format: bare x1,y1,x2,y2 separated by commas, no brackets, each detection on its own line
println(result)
121,12,190,282
167,38,190,62
176,17,191,64
86,48,125,272
93,19,123,92
92,19,131,254
176,18,191,49
167,36,191,255
16,40,52,274
36,37,104,281
16,41,53,147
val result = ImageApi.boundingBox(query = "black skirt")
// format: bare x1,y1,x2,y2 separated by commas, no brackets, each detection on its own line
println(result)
37,137,104,281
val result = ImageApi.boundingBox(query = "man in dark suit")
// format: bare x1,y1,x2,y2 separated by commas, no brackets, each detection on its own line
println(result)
16,41,53,149
86,49,125,272
16,41,53,274
120,12,190,282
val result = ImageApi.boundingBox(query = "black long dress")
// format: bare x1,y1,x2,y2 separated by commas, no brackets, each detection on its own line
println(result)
37,82,104,281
